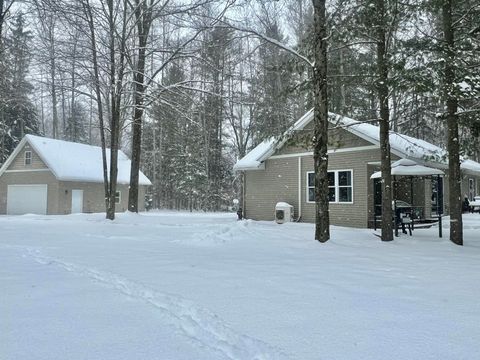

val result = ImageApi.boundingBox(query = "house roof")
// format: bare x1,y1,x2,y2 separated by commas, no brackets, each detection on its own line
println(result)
0,135,152,185
370,159,445,179
234,109,480,176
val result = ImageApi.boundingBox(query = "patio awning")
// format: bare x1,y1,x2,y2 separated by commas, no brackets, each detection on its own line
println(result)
370,159,445,179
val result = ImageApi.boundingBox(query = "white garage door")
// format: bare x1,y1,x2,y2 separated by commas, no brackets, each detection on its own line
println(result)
7,185,48,215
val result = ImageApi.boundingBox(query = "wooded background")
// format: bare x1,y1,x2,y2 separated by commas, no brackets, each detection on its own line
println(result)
0,0,479,214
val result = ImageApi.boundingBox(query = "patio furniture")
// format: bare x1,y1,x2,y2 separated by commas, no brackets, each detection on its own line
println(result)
371,159,445,238
394,201,414,236
470,196,480,213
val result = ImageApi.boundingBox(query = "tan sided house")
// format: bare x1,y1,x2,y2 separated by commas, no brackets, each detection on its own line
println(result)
234,110,480,228
0,135,151,215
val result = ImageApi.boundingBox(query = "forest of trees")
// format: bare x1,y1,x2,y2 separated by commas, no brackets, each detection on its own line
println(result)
0,0,478,244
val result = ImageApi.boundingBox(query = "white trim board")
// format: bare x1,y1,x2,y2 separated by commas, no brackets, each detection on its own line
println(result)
270,145,378,160
5,169,51,173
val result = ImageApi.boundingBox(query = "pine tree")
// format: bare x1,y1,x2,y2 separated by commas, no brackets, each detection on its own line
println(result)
0,13,39,163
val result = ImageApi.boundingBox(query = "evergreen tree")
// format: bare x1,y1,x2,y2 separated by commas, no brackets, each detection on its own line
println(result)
0,13,39,163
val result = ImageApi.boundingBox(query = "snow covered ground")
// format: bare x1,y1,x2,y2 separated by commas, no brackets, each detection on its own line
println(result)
1,211,480,360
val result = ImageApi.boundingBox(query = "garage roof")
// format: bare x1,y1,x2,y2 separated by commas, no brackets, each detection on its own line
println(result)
0,135,152,185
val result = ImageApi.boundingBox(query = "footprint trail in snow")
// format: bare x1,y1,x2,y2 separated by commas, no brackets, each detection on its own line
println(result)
21,247,290,360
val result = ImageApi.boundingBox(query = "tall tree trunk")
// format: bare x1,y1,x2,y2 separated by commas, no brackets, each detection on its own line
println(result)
128,0,151,213
60,74,67,137
376,0,393,242
128,48,146,212
442,0,463,245
312,0,329,242
83,0,110,215
0,0,5,46
50,51,59,139
105,0,124,220
70,34,77,141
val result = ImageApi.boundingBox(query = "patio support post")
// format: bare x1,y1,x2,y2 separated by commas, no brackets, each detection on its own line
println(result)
410,176,414,210
394,176,398,237
394,199,398,237
437,175,442,238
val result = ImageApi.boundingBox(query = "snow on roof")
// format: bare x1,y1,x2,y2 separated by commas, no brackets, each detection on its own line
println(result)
461,159,480,176
233,138,276,171
235,109,480,176
24,135,152,185
329,113,447,163
370,159,445,179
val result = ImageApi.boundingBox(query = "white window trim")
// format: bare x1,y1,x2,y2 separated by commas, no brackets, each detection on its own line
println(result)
24,151,32,166
115,191,121,204
306,169,354,204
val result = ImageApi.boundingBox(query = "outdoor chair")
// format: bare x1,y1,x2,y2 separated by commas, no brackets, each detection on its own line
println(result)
399,213,413,236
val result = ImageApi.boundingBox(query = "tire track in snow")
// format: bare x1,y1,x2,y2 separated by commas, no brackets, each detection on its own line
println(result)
21,247,290,360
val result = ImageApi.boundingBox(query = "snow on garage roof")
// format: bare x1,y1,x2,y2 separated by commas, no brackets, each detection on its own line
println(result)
235,109,480,175
0,135,151,185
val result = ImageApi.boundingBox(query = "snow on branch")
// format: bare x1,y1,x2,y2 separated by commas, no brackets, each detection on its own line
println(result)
217,20,314,68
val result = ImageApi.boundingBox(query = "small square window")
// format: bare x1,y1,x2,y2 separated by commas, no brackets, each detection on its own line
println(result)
24,151,32,165
115,191,121,204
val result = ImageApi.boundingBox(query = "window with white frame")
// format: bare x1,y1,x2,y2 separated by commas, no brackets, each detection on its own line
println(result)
307,170,353,203
115,191,121,204
24,151,32,165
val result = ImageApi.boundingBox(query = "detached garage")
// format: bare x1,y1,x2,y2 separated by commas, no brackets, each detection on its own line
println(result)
0,135,151,215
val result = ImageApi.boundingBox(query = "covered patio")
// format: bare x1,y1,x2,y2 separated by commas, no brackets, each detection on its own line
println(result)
370,159,445,238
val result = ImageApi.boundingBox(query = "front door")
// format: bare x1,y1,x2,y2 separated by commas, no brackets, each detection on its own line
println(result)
431,177,443,215
71,190,84,213
469,178,475,201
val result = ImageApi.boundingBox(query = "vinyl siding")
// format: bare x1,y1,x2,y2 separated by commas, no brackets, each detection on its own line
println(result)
274,127,372,156
0,171,147,215
301,148,383,227
7,143,48,170
245,147,384,228
57,182,147,213
244,125,480,227
244,158,299,221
